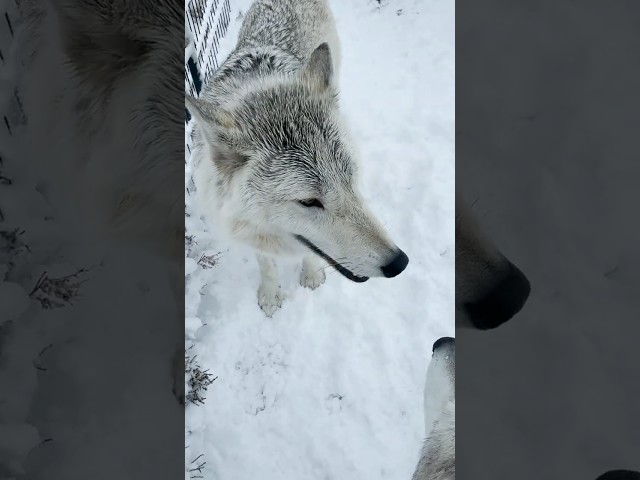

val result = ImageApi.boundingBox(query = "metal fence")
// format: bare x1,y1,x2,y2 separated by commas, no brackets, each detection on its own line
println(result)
2,0,231,130
185,0,231,99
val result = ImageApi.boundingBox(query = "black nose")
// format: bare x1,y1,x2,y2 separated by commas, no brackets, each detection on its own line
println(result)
463,262,531,330
596,471,640,480
381,250,409,278
432,336,455,352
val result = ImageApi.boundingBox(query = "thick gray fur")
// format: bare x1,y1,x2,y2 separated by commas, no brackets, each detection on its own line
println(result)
187,0,407,317
413,339,455,480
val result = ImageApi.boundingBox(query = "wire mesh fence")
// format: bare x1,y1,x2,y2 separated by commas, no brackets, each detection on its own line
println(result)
185,0,231,155
185,0,231,99
2,0,231,132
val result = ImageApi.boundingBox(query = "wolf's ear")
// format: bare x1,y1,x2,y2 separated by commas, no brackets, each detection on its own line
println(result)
185,95,216,127
302,43,334,91
210,146,250,177
186,96,248,173
185,95,207,125
186,96,238,130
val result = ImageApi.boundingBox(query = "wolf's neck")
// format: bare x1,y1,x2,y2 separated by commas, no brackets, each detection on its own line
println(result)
201,46,302,103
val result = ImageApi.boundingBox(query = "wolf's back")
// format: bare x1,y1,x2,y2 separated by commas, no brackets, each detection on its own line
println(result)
236,0,340,74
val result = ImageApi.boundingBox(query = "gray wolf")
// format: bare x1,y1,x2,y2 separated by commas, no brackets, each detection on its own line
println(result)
186,0,409,317
456,194,531,330
14,0,184,402
413,336,455,480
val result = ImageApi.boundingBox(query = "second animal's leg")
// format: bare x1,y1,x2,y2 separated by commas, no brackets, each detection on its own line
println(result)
256,253,284,317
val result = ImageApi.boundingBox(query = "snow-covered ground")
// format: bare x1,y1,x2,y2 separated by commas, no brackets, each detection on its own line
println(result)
456,1,640,478
1,5,183,479
184,0,454,478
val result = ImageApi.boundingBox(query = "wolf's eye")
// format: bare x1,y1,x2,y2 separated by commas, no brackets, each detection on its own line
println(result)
298,199,324,209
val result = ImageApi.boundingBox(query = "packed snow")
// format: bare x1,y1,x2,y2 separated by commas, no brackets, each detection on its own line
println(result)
456,0,640,477
1,4,183,479
184,0,455,478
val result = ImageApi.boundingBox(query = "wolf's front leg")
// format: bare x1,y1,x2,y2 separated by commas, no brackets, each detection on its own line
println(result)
256,254,284,317
300,254,326,289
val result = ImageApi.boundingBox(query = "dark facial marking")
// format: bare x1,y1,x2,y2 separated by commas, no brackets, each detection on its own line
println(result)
298,199,324,209
295,235,369,283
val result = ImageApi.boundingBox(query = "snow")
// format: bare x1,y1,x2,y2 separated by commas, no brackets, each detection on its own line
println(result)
456,0,640,477
184,0,454,478
1,6,183,479
0,281,30,324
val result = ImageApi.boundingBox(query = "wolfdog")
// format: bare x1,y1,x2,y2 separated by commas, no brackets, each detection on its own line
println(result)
410,340,640,480
186,0,409,317
14,0,184,401
456,194,531,330
413,336,455,480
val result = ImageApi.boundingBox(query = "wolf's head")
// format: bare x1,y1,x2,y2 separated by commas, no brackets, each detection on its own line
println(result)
414,336,455,480
456,196,530,330
424,337,455,436
187,43,408,282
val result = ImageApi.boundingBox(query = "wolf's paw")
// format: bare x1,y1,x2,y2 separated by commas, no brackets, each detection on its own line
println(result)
300,266,326,290
257,284,284,317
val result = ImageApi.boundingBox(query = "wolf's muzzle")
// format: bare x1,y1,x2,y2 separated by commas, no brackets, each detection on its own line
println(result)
432,336,455,353
381,249,409,278
462,262,530,330
295,235,369,283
